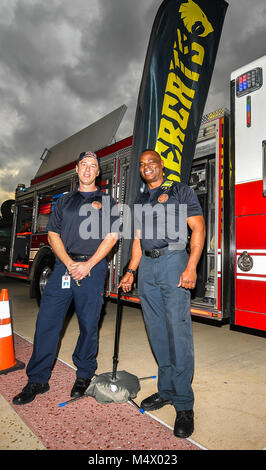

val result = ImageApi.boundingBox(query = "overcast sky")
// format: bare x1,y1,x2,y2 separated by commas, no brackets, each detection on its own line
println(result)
0,0,266,210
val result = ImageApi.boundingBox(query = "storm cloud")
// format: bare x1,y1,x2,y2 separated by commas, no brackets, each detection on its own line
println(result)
0,0,265,207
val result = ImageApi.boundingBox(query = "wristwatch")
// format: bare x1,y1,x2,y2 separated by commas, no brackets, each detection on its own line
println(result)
126,268,136,275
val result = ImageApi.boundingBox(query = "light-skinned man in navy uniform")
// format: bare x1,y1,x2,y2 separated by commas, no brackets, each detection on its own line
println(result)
13,151,119,405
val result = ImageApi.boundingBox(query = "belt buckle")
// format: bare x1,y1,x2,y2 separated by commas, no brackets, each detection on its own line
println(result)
151,249,160,258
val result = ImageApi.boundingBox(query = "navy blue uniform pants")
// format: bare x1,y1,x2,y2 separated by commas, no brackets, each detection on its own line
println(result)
26,259,107,384
138,248,194,411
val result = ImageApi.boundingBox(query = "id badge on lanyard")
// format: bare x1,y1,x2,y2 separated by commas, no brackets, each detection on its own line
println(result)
62,271,71,289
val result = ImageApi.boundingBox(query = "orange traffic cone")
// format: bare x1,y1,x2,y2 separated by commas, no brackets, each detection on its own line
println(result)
0,289,25,375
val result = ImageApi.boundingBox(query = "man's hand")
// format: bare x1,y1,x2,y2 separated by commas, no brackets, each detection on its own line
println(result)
118,272,134,293
68,261,92,281
178,266,197,290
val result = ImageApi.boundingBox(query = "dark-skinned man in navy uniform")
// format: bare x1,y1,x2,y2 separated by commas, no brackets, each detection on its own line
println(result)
119,149,206,438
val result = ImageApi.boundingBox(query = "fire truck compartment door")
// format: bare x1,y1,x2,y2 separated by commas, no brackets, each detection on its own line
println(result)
235,213,266,330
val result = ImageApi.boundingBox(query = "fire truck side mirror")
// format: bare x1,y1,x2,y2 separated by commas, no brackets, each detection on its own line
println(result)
263,141,266,197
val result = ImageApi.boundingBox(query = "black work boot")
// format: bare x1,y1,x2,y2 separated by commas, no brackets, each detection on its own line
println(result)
174,409,194,438
13,382,50,405
70,378,91,398
140,392,172,411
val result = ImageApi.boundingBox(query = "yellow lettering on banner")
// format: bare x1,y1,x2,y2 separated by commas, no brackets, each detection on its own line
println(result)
192,42,204,65
155,22,207,182
155,141,181,181
165,72,195,110
170,59,175,71
167,173,180,181
161,151,181,174
173,42,179,66
158,117,184,153
173,47,200,81
177,107,190,130
170,49,199,82
184,65,199,82
177,29,189,55
161,93,179,122
167,173,181,181
177,29,183,53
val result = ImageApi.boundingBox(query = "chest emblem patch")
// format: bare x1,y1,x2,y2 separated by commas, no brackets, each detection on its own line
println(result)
158,194,169,203
92,201,102,209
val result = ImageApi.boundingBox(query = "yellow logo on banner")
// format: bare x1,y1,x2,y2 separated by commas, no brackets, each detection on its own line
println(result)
155,0,214,182
179,0,213,37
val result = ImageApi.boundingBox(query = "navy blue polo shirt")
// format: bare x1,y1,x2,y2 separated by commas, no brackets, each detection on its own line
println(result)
135,180,203,251
46,186,119,255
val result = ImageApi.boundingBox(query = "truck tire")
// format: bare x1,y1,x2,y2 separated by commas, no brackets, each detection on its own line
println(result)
34,256,55,306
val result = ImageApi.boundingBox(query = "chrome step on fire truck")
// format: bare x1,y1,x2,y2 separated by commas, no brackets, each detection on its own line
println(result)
3,57,266,335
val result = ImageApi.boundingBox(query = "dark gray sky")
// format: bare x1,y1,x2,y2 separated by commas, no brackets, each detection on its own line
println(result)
1,0,266,207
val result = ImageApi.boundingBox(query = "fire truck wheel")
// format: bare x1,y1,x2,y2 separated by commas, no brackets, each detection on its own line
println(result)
34,256,55,305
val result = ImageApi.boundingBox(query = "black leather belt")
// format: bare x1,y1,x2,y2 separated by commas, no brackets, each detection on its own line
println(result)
68,253,90,261
144,247,167,258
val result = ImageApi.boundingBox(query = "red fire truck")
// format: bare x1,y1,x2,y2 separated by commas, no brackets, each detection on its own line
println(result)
230,55,266,333
2,57,266,335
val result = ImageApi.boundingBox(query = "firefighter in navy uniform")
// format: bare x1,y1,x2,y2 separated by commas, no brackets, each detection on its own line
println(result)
13,151,119,405
119,150,205,438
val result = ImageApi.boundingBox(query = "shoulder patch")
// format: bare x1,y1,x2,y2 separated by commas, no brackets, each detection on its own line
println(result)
161,180,174,189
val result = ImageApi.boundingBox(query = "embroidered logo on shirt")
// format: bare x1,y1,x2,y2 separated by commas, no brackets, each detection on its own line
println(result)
158,194,169,203
92,201,102,209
